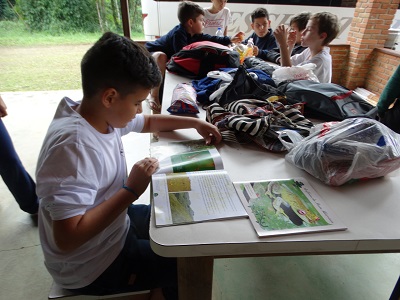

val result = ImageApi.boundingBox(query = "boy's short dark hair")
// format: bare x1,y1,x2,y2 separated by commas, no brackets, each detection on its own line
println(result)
311,12,340,46
251,7,270,23
178,1,204,24
81,32,161,98
290,12,312,32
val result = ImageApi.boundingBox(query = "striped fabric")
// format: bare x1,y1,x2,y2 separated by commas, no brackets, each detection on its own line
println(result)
206,97,314,152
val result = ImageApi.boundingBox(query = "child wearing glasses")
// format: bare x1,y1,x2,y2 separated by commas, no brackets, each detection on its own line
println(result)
243,7,277,60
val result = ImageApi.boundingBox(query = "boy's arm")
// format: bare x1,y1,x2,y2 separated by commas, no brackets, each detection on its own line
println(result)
142,114,222,145
377,65,400,115
253,33,277,60
264,49,281,64
172,27,190,53
274,25,292,67
52,156,158,252
0,95,8,117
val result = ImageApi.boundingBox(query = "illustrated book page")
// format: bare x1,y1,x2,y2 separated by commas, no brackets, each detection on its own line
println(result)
151,139,224,175
233,177,347,237
151,140,247,227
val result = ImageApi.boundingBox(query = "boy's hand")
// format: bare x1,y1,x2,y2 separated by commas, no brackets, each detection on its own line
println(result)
231,31,245,44
274,25,288,47
287,29,297,48
253,45,259,57
0,95,8,118
195,121,222,145
125,157,159,198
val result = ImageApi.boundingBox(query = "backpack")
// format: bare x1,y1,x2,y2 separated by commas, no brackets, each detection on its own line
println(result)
243,56,276,76
278,80,377,121
166,41,240,79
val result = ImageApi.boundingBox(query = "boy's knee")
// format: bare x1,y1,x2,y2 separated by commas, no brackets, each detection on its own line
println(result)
153,52,168,64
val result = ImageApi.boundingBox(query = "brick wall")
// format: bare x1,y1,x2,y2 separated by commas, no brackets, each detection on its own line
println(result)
330,45,399,99
330,44,350,85
365,48,400,95
343,0,399,90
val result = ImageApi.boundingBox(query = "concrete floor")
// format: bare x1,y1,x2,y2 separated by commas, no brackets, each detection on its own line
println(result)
0,91,399,300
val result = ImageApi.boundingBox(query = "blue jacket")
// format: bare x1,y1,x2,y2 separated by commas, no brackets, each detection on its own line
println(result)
145,24,232,59
243,29,277,61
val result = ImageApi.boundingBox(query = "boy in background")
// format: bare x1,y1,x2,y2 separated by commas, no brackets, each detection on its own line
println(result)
145,1,243,113
243,7,277,60
274,11,340,83
203,0,232,36
265,12,311,64
36,32,222,299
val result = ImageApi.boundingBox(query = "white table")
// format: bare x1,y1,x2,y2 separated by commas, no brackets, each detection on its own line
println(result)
150,71,400,299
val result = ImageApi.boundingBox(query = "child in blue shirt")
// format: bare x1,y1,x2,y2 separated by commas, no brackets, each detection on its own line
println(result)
243,7,277,61
145,1,243,112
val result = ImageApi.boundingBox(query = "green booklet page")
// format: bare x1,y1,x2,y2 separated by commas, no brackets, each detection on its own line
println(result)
233,177,347,237
151,140,247,227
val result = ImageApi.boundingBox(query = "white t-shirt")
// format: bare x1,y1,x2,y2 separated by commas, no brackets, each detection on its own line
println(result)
290,46,332,83
203,7,232,36
36,97,145,289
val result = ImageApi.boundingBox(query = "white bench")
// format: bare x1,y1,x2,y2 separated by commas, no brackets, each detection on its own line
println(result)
49,281,150,300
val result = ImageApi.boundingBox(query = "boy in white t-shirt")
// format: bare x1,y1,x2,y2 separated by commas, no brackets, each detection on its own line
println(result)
274,12,340,83
36,32,222,299
203,0,232,36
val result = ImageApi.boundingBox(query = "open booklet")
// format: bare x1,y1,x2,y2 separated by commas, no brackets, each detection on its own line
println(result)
151,140,248,227
233,177,347,237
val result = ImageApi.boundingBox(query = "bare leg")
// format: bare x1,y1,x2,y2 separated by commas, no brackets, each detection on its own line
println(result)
148,52,168,113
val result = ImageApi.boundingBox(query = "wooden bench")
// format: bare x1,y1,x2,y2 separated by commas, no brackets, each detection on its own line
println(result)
49,281,150,300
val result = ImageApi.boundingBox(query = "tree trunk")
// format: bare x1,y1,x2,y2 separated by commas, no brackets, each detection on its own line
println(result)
96,0,104,32
111,0,121,30
100,0,109,30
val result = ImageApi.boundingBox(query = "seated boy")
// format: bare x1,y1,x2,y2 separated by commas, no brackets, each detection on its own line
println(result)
274,12,340,83
145,1,243,113
243,7,277,60
265,11,311,64
36,32,222,299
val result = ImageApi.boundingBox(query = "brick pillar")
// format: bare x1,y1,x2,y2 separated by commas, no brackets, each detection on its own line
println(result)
344,0,399,89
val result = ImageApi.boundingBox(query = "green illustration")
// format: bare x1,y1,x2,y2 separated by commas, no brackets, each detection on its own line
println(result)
169,192,195,224
170,149,216,173
241,180,329,230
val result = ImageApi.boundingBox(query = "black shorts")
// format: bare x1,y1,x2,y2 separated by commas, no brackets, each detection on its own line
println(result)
71,204,177,299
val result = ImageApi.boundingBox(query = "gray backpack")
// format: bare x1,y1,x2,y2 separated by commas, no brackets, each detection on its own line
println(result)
278,80,377,121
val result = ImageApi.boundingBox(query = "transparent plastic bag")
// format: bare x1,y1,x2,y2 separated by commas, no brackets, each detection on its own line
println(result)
280,118,400,186
272,63,319,85
232,43,253,64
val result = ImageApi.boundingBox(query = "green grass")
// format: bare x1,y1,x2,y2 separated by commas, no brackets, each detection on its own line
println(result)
0,21,145,46
0,21,145,92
